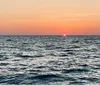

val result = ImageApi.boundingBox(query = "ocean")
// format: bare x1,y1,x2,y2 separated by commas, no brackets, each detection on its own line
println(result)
0,35,100,85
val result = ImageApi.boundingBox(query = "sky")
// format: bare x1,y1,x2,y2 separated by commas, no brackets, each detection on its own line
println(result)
0,0,100,35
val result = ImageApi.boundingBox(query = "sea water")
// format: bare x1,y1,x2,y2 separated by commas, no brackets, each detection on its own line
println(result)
0,35,100,85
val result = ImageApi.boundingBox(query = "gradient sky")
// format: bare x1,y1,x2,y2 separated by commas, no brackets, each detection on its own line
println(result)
0,0,100,35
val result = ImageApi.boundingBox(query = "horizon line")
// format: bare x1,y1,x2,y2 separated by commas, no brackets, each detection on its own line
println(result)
0,34,100,36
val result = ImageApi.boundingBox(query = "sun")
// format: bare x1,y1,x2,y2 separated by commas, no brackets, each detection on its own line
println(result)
63,34,66,37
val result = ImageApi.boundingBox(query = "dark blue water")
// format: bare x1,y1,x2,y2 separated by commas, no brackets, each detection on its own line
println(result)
0,35,100,85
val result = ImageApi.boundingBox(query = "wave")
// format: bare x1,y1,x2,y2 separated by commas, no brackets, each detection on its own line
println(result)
79,77,100,83
31,74,65,81
16,53,44,58
62,68,90,73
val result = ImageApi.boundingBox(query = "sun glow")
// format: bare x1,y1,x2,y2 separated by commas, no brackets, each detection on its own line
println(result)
63,34,66,37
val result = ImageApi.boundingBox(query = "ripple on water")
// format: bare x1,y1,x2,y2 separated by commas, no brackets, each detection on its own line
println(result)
0,74,25,84
30,74,65,81
0,62,9,66
62,68,90,74
79,77,100,83
0,55,9,61
16,53,44,59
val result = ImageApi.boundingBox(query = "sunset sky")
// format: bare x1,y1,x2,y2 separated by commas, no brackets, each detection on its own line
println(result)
0,0,100,35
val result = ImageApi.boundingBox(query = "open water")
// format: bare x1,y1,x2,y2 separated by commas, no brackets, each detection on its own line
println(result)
0,35,100,85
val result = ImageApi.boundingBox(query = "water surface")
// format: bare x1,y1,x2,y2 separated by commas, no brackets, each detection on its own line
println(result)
0,35,100,85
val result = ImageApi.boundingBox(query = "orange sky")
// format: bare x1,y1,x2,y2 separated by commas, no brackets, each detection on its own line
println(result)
0,0,100,35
